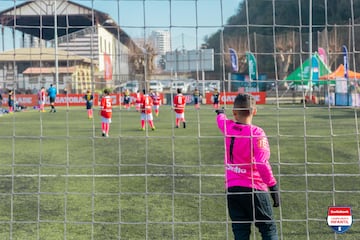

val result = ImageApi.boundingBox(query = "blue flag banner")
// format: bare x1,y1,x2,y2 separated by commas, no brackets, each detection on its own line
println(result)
343,45,349,78
229,48,238,72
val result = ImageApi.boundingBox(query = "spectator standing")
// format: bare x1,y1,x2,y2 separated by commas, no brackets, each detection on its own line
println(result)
193,87,201,110
84,89,94,119
8,89,14,113
212,88,220,109
0,89,3,108
123,88,131,110
173,88,186,128
47,84,57,113
100,89,112,137
215,93,280,240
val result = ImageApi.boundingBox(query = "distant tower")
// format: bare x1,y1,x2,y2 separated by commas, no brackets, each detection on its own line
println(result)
149,30,171,56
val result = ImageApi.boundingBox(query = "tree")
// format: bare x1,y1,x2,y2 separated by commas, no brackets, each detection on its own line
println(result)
128,43,157,76
275,32,297,80
223,35,249,74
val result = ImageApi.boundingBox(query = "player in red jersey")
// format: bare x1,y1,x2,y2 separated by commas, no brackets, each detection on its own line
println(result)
173,88,186,128
140,89,155,131
38,87,46,112
135,90,142,112
150,89,161,117
100,89,112,137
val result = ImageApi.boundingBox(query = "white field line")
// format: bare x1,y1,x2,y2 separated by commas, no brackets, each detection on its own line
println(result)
0,173,224,177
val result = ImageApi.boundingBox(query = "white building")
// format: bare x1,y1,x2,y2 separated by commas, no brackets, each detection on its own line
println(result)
55,25,130,87
0,24,131,93
0,0,135,92
149,30,171,56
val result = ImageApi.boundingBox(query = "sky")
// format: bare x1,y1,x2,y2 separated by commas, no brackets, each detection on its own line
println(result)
0,0,241,51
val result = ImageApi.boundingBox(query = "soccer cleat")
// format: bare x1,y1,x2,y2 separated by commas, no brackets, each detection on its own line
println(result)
183,122,186,128
102,132,106,137
175,125,179,128
139,128,145,131
151,127,156,131
105,134,109,137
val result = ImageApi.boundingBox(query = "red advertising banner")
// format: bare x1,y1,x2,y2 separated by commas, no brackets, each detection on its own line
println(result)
205,92,266,105
0,93,166,107
104,53,112,81
0,92,263,108
1,94,100,107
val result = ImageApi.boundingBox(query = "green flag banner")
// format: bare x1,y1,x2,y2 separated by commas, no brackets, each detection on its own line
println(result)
246,52,257,80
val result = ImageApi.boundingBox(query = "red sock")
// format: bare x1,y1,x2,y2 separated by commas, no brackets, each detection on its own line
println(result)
105,123,110,134
141,120,145,128
149,120,154,128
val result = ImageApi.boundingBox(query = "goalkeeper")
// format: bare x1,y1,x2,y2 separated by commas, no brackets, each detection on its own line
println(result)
215,93,280,240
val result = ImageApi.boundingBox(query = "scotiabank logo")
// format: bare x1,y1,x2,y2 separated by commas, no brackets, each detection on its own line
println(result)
327,206,352,234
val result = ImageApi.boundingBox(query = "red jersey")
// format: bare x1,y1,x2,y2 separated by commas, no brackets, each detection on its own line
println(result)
151,93,161,106
173,94,186,114
100,95,112,118
38,89,46,101
136,92,143,104
141,94,153,114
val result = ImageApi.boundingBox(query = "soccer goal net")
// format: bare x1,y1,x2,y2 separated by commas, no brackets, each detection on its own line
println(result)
0,0,359,239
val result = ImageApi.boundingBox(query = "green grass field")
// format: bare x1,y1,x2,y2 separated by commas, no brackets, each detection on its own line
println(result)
0,103,359,240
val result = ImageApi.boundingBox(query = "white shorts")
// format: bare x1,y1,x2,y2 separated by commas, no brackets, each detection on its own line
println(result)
175,113,185,119
153,105,159,110
101,117,112,123
141,113,153,121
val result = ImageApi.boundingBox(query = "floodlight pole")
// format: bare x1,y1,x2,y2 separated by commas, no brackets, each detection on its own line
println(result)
309,0,313,100
1,26,4,89
144,49,147,92
54,0,59,94
200,49,205,98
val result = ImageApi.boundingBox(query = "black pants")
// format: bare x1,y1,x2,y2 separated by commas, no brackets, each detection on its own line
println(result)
227,186,278,240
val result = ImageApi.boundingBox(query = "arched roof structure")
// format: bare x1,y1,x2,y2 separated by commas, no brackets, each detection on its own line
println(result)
0,0,136,49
